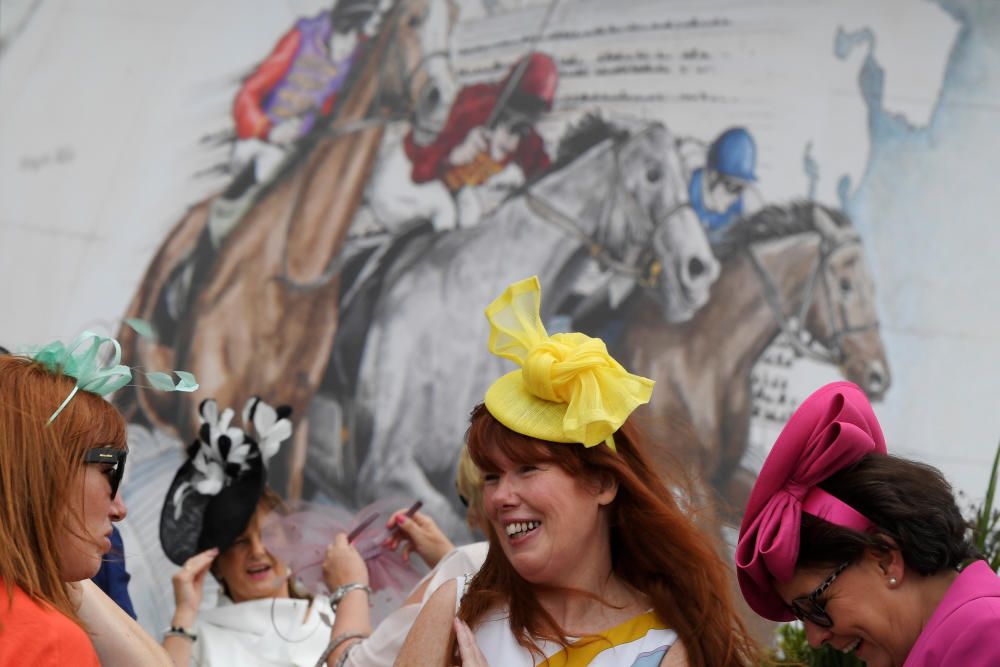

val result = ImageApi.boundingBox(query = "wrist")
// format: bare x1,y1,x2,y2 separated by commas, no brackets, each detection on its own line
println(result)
163,625,198,642
329,582,372,613
171,609,198,628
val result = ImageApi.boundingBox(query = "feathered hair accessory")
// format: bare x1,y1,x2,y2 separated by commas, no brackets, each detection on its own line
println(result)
483,276,654,451
26,321,198,423
160,397,293,565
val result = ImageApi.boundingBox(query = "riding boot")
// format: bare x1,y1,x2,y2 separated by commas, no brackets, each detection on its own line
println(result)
208,163,259,247
152,166,260,343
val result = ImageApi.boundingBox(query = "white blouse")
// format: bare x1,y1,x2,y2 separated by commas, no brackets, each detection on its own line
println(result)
191,595,333,667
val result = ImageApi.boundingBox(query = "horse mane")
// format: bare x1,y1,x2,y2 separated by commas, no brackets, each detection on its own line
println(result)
713,200,853,258
553,113,630,168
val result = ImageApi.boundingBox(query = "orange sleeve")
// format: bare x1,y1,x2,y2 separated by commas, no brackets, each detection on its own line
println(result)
233,29,301,140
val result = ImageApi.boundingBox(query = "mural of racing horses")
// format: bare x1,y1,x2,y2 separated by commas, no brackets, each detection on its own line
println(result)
326,116,721,537
115,0,459,497
613,201,890,534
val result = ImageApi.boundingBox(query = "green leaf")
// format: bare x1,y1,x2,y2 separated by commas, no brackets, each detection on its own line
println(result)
145,371,177,391
125,317,157,340
173,370,199,392
974,440,1000,555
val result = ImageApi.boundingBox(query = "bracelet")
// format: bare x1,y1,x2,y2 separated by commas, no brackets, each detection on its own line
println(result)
163,625,198,642
314,632,368,667
334,637,364,667
328,583,372,613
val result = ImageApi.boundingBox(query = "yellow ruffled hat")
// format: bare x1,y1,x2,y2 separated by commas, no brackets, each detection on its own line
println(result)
483,276,654,451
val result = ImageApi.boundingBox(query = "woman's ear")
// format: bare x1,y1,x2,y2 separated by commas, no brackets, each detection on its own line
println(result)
864,540,904,588
595,472,619,507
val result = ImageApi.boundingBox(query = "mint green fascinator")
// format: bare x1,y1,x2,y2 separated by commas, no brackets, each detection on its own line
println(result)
27,321,198,423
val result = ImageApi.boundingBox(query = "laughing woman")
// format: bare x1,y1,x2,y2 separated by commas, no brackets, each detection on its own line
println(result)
736,382,1000,667
397,277,758,667
159,398,371,667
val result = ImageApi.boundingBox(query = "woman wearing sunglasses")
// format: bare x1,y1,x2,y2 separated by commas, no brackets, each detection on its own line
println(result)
0,353,172,665
737,382,1000,667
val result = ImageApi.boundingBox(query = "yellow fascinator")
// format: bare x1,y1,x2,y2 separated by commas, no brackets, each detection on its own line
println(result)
483,276,654,451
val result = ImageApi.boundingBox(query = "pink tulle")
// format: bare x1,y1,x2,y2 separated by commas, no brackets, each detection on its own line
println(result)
260,497,425,605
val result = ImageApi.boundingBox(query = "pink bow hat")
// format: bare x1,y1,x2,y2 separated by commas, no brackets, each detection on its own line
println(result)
735,381,886,621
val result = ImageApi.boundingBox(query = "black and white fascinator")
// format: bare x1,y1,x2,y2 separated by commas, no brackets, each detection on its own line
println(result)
160,397,292,565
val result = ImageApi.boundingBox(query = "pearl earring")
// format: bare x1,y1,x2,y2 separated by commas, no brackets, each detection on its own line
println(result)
888,577,898,586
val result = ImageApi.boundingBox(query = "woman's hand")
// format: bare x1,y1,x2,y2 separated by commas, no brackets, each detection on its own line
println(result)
322,532,368,590
383,509,455,568
454,618,490,667
171,547,217,626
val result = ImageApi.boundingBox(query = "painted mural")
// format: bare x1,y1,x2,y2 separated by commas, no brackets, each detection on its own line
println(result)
107,0,891,544
3,0,998,639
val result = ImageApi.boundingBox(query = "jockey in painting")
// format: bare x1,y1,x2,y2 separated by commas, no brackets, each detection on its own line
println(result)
210,0,378,243
402,51,558,224
155,0,378,329
686,126,763,240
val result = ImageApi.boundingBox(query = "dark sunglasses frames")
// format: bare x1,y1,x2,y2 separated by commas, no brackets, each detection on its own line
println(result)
789,560,851,628
84,447,127,499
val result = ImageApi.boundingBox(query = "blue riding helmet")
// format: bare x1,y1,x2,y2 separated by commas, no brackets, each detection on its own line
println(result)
707,127,758,182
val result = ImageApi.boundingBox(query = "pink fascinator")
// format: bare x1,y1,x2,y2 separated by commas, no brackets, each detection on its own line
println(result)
735,381,886,621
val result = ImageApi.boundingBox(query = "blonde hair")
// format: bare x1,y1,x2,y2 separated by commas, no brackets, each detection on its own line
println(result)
0,355,127,624
456,444,484,528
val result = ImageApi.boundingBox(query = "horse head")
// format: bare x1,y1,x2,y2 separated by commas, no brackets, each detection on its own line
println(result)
377,0,458,142
801,204,890,399
611,122,720,322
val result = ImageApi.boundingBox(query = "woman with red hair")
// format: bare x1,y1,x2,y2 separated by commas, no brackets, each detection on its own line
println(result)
0,339,175,666
397,277,757,666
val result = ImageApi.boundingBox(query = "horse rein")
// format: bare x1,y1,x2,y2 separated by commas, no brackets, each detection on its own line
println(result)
746,228,880,365
521,125,691,289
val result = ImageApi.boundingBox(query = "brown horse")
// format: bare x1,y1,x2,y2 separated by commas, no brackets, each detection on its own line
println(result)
116,0,459,498
615,202,890,525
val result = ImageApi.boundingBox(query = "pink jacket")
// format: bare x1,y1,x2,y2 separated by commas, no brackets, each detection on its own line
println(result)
904,560,1000,666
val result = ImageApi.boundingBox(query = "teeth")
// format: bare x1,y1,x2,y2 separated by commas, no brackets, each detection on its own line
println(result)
842,639,860,654
505,521,540,537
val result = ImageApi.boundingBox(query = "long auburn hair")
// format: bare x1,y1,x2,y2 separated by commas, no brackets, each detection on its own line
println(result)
458,404,758,667
0,355,127,626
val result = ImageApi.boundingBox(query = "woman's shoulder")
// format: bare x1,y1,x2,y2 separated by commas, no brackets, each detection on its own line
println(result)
0,585,99,666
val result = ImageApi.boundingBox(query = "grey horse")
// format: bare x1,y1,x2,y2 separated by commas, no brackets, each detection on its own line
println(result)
315,116,721,537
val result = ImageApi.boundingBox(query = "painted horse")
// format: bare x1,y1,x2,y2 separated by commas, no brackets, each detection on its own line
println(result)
115,0,459,499
319,116,721,537
612,201,890,531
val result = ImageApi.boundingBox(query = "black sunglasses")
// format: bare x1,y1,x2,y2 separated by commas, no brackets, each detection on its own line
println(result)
789,560,851,628
84,447,127,499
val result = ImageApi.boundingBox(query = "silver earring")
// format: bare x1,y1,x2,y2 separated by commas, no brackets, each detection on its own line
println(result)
888,577,898,586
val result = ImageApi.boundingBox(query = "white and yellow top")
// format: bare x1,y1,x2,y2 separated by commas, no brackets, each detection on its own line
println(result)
471,597,676,666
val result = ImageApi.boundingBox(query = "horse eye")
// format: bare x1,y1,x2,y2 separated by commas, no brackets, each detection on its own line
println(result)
408,13,423,28
839,277,852,293
646,167,662,183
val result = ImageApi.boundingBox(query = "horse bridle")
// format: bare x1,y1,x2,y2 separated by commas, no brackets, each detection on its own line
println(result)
311,0,453,140
368,0,453,126
521,125,691,289
746,228,880,365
